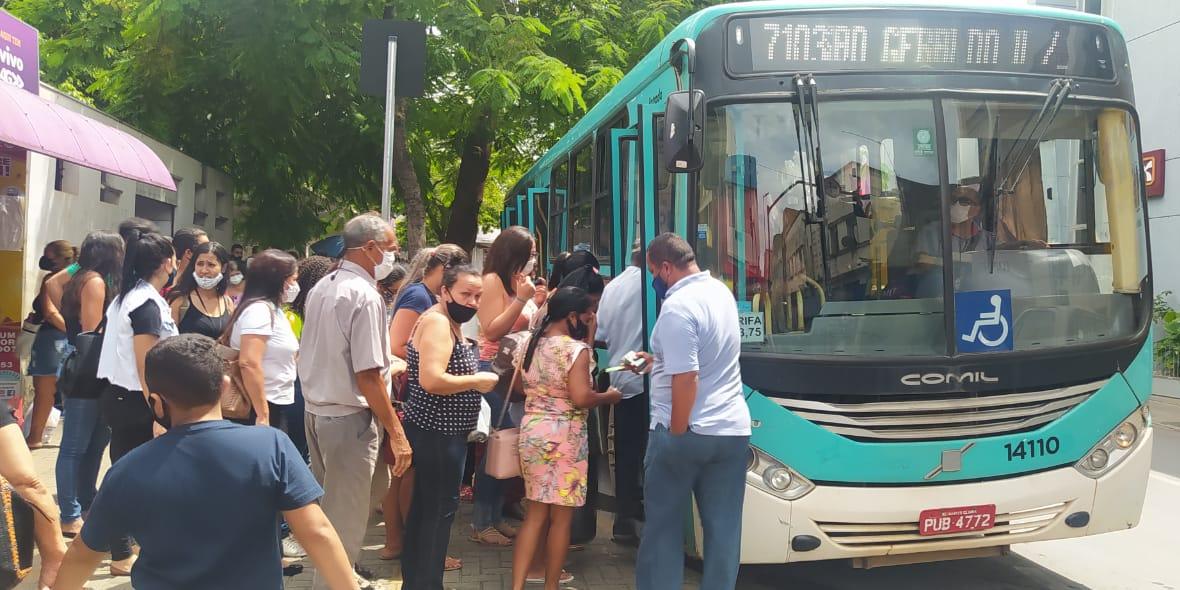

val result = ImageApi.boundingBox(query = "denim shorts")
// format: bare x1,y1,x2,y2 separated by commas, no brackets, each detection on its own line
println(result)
27,327,69,377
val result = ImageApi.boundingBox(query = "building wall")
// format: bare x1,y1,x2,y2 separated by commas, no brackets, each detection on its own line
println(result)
20,84,235,313
1103,0,1180,307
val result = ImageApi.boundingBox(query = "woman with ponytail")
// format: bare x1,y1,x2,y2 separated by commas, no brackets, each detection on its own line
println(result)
510,287,621,590
94,225,176,576
25,239,78,446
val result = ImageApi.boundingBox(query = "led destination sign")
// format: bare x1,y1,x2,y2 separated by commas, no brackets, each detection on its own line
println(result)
727,12,1115,79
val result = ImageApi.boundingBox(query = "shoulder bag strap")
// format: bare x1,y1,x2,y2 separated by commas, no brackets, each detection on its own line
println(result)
493,337,525,430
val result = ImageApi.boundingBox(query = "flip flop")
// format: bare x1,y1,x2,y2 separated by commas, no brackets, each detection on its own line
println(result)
526,570,574,584
444,556,462,571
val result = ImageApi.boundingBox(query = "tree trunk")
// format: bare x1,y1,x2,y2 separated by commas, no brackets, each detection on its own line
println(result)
444,110,494,252
392,99,426,256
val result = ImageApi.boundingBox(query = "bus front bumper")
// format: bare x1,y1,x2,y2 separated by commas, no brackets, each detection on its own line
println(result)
733,426,1153,564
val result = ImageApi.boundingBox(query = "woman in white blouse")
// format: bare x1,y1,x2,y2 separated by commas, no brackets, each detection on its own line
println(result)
224,249,300,430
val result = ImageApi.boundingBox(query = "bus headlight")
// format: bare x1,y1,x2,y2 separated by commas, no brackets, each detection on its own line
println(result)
1074,408,1147,479
747,446,814,501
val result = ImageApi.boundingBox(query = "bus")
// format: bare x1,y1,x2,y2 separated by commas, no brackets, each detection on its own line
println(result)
501,0,1153,568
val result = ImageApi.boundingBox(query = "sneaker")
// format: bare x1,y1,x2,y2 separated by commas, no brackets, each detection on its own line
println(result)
355,563,375,580
282,537,306,558
355,573,373,590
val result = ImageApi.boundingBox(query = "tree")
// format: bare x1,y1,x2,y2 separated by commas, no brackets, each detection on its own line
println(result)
7,0,721,250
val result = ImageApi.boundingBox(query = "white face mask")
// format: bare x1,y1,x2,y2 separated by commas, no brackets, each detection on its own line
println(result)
950,203,972,224
282,281,301,304
522,256,536,276
193,272,223,291
373,249,397,281
228,274,244,286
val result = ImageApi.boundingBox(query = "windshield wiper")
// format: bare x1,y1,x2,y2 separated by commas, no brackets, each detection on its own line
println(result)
985,78,1073,270
792,74,831,289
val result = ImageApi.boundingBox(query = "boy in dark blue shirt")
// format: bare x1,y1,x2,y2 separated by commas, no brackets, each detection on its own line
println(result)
54,334,359,590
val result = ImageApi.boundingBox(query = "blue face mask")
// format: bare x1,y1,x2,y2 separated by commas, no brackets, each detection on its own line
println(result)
652,274,670,301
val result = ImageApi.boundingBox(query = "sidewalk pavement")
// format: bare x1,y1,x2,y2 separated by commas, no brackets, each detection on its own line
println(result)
18,428,697,590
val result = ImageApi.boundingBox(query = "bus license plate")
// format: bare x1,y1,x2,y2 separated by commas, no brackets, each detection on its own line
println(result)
918,504,996,536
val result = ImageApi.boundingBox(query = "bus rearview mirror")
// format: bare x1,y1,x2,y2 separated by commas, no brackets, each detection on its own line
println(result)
662,90,705,174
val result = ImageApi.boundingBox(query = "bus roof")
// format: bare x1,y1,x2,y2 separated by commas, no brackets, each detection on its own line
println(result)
511,1,1124,196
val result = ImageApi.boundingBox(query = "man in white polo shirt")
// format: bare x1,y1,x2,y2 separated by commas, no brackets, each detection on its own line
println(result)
632,232,750,590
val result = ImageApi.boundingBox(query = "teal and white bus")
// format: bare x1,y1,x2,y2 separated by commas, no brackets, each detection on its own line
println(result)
501,1,1153,567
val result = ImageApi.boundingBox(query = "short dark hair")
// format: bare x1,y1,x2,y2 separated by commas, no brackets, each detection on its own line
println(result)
647,232,696,269
173,227,208,259
231,243,244,251
145,334,224,409
291,255,334,316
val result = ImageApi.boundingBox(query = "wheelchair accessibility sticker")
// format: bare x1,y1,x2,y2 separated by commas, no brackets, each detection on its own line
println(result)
955,289,1013,352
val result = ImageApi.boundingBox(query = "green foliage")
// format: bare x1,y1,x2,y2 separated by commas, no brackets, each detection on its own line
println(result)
1154,291,1180,373
8,0,721,248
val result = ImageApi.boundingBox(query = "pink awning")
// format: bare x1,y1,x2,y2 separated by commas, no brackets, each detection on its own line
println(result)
0,83,176,191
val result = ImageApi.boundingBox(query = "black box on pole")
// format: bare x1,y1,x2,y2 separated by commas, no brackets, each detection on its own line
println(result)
360,20,427,98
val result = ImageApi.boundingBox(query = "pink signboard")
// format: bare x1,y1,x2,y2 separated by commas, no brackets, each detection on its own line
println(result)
0,9,38,94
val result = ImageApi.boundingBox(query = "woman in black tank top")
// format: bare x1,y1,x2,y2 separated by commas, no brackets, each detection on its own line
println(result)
168,242,234,338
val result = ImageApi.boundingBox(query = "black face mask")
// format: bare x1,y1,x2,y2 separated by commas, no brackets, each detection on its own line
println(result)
150,395,172,429
38,255,56,271
165,268,177,290
568,318,589,341
444,291,478,324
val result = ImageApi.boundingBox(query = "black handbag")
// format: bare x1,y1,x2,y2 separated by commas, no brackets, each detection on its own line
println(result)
57,318,106,399
0,479,34,589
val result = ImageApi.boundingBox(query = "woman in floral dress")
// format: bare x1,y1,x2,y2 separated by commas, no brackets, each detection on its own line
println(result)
510,287,621,590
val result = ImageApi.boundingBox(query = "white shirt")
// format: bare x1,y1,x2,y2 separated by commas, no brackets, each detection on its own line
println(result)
649,271,750,436
97,281,178,391
230,301,299,405
595,265,644,398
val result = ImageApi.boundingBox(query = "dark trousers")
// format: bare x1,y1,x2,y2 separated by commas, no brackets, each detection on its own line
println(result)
105,389,153,563
286,379,310,463
613,392,649,531
401,421,467,590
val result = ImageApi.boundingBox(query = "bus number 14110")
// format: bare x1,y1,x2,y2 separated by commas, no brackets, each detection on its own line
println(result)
1004,436,1060,462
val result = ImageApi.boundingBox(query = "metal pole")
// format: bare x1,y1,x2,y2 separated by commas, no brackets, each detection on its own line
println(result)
380,35,399,221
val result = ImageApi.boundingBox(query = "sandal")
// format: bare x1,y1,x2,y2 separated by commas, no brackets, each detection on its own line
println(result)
377,547,401,560
444,556,462,571
470,526,513,546
459,485,474,503
494,521,519,539
526,570,574,584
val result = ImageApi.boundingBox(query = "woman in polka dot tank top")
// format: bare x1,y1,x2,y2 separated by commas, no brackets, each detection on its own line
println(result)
400,264,500,589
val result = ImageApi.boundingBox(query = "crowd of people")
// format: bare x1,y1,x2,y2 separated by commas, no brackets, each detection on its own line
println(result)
10,213,753,590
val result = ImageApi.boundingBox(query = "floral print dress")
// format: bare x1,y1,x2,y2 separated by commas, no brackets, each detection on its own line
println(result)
517,335,591,507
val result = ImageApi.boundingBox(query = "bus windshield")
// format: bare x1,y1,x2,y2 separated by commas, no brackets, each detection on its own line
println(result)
695,98,1147,357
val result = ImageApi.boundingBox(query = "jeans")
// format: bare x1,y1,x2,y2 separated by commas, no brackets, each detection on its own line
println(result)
472,385,513,531
401,421,467,590
635,426,749,590
54,397,110,524
612,392,649,533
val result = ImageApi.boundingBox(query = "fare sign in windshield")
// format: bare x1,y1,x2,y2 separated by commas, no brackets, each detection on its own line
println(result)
727,11,1115,80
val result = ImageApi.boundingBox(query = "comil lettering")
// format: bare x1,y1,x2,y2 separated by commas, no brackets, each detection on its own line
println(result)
900,372,999,386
